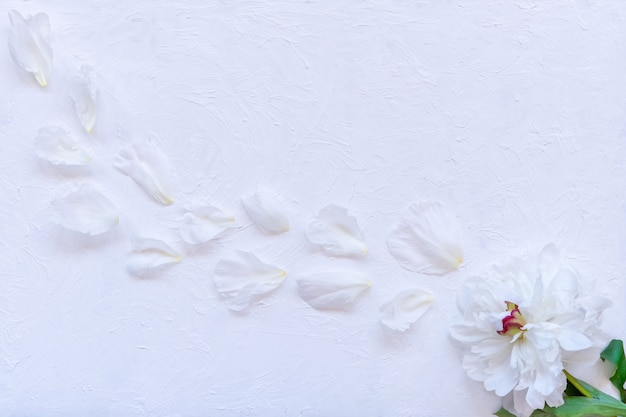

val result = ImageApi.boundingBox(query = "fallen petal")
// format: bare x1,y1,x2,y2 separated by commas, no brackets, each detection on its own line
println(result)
35,126,91,166
214,251,286,311
241,189,289,233
113,139,174,205
297,270,371,311
8,10,53,87
180,205,236,244
126,238,181,277
70,65,97,133
51,184,119,235
380,288,434,331
306,204,367,256
387,200,463,275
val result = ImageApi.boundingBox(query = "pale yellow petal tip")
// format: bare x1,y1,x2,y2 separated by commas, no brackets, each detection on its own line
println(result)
114,216,120,224
164,196,174,205
175,255,183,263
363,246,369,254
283,225,290,232
35,74,47,87
455,257,464,268
366,280,373,288
280,270,287,277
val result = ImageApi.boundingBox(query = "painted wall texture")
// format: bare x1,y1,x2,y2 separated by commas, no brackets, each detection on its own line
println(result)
1,1,625,416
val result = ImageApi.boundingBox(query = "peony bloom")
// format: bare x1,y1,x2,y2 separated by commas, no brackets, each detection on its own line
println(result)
450,244,610,417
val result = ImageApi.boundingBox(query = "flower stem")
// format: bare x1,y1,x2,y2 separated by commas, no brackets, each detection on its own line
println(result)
564,370,593,398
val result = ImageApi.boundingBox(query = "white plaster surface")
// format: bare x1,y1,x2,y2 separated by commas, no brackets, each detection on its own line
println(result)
1,1,625,416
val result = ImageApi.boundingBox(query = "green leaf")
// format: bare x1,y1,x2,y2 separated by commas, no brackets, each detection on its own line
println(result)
494,406,556,417
600,338,626,402
495,374,626,417
494,408,516,417
564,379,583,397
545,396,626,416
543,374,626,417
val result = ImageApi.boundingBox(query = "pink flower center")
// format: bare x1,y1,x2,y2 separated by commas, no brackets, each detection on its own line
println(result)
497,301,526,337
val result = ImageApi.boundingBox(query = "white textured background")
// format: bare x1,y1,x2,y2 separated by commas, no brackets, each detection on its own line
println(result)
1,1,625,416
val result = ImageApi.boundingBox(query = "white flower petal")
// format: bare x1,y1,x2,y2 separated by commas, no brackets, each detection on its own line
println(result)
241,189,289,233
8,10,53,87
35,126,91,166
70,65,97,133
126,238,181,277
113,139,174,205
51,184,119,235
306,205,367,256
387,200,463,275
180,205,236,244
214,251,286,311
297,271,371,311
380,288,434,331
557,330,592,352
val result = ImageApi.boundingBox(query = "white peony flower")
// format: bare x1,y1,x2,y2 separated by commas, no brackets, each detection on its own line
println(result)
450,244,610,417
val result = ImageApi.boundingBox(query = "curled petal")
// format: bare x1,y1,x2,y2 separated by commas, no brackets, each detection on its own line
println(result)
241,189,289,233
70,65,97,133
8,10,53,87
35,126,91,166
126,238,181,277
297,271,371,311
306,205,367,257
387,200,463,275
51,184,119,235
380,288,434,331
180,205,236,244
113,139,174,205
214,251,286,311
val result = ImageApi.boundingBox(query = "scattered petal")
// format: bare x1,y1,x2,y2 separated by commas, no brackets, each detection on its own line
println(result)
380,288,434,331
241,189,289,233
306,204,367,256
180,205,236,244
8,10,53,87
297,271,371,311
51,184,119,235
70,65,97,133
214,251,286,311
113,139,174,205
35,126,91,166
126,238,181,277
387,200,463,275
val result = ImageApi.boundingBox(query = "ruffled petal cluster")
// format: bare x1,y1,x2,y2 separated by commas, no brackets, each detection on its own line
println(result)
450,244,609,417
